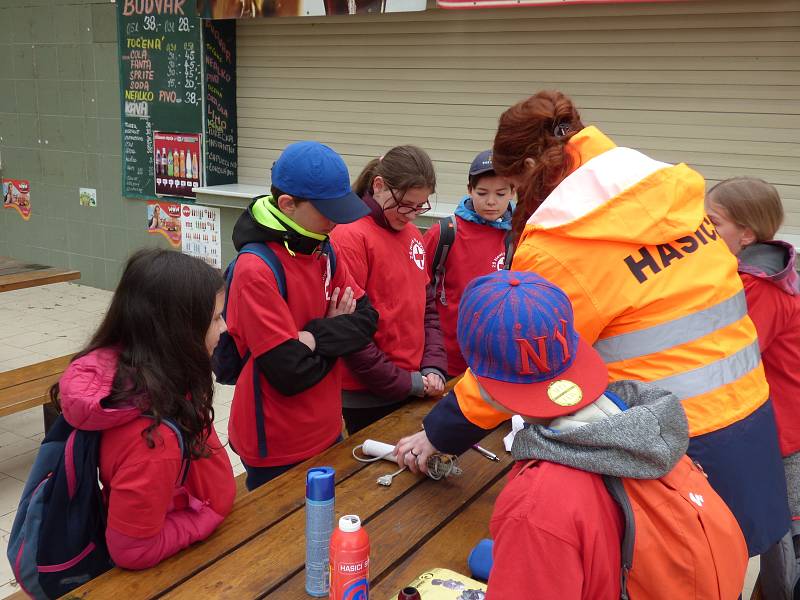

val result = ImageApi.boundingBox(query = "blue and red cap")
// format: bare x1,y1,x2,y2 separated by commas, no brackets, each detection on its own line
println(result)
457,270,608,417
271,141,369,224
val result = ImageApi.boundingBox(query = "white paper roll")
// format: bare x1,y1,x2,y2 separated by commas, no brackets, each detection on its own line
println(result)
362,439,398,463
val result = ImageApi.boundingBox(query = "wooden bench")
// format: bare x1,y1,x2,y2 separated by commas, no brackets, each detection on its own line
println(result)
0,256,80,293
0,354,75,419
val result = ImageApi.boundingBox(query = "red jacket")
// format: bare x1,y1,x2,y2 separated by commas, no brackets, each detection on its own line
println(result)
739,241,800,457
424,215,508,376
59,348,235,570
488,460,623,600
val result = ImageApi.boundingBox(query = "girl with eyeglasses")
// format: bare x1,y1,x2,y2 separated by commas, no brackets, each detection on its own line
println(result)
330,145,448,434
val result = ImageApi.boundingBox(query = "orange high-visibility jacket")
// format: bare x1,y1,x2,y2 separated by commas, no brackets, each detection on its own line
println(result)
455,127,768,438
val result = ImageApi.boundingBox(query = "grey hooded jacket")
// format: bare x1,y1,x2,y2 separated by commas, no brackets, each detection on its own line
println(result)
511,380,689,480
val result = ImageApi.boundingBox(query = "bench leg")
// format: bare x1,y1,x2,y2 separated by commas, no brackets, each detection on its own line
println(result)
43,402,59,434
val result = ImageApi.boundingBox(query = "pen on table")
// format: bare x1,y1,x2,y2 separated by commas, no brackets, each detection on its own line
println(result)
472,444,500,462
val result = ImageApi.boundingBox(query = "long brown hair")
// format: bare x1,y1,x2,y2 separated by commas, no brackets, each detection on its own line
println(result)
352,145,437,198
707,177,784,243
493,90,584,244
50,249,224,459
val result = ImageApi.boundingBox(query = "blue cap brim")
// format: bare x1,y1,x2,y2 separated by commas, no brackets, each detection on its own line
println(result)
309,191,370,224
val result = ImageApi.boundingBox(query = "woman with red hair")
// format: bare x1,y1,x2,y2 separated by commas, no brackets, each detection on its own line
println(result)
397,90,788,560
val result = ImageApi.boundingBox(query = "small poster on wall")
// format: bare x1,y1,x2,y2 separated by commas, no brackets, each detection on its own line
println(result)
79,187,97,207
181,204,222,269
2,179,32,220
153,132,203,200
146,201,182,247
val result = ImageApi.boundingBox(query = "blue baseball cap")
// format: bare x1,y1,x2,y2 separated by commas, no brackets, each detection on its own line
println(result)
271,141,369,224
457,270,608,417
469,150,494,178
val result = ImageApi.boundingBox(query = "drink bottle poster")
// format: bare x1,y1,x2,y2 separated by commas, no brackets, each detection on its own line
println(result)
2,179,32,221
180,203,222,269
154,132,203,199
146,200,182,247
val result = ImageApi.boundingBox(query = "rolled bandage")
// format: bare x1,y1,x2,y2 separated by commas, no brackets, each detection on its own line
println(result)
361,440,398,464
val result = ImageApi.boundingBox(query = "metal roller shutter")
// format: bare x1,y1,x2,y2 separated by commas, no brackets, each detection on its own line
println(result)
235,0,800,237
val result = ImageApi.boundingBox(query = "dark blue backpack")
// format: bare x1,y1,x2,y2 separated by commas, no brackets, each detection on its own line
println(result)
7,414,189,599
211,241,336,458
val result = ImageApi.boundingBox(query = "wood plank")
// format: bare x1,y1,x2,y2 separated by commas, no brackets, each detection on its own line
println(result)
0,355,74,389
371,477,504,597
0,268,80,293
0,374,64,418
162,427,511,599
69,400,440,599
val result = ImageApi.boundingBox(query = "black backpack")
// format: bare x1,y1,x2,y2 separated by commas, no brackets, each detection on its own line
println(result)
431,215,512,305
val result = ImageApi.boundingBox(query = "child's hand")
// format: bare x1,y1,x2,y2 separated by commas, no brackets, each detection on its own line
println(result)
298,330,316,352
423,373,445,397
327,286,356,317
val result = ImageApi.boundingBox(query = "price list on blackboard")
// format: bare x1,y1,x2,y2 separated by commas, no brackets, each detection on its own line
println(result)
117,3,203,199
204,20,237,187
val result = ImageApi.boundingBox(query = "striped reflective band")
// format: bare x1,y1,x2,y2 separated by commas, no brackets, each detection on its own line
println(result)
594,291,747,363
650,340,762,400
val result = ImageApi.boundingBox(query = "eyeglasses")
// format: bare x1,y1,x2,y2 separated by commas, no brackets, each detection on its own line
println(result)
386,187,431,216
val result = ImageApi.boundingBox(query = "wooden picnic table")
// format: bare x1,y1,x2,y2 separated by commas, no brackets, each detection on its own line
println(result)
68,399,512,599
0,256,80,293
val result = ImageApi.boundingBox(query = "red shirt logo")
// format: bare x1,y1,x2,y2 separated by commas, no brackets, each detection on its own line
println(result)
409,240,425,270
492,252,506,271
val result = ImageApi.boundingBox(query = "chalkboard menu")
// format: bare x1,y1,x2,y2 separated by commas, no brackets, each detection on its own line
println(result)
203,20,237,187
117,2,204,199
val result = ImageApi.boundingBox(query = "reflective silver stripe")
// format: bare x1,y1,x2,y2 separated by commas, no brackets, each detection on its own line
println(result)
649,340,761,400
594,291,747,363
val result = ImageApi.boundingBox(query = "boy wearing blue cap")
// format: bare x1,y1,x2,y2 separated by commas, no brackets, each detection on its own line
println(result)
423,149,514,377
227,141,379,490
395,270,748,598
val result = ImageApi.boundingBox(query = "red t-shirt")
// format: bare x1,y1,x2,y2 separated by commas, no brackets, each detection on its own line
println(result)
226,242,361,466
99,418,235,539
488,461,623,600
741,273,800,457
424,216,507,376
331,217,429,391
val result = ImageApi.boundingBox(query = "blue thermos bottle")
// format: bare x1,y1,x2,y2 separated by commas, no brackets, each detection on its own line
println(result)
468,538,494,581
305,466,336,597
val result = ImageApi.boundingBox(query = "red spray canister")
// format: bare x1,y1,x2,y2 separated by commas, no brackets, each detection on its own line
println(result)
329,515,369,599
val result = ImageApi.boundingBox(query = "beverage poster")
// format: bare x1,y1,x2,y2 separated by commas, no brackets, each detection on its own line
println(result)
154,132,203,199
181,204,222,268
2,179,32,221
146,200,182,247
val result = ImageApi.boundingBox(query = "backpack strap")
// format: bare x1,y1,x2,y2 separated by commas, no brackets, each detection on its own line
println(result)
502,231,513,270
603,475,635,600
432,215,457,305
513,459,539,479
227,242,288,459
238,242,287,299
144,416,191,487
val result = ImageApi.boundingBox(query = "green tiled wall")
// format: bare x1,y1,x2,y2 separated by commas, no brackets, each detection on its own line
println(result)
0,0,192,290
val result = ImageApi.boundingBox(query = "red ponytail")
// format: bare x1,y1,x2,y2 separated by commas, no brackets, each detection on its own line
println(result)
493,90,584,245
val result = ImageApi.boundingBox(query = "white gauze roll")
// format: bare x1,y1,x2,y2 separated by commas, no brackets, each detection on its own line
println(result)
361,440,398,464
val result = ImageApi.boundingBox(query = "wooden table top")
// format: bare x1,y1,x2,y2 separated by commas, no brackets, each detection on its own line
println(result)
0,256,80,293
68,399,512,599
